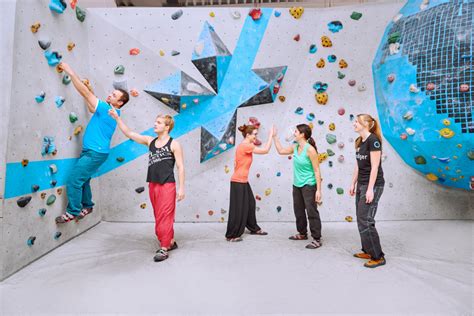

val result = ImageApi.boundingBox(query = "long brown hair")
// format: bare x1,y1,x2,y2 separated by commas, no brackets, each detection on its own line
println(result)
238,124,257,138
296,124,318,153
355,114,382,149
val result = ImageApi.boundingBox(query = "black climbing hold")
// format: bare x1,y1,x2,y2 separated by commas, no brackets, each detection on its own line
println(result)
327,183,333,189
38,38,51,50
17,196,32,208
135,186,145,194
116,157,125,162
51,180,57,187
31,184,40,192
54,232,62,240
328,161,333,167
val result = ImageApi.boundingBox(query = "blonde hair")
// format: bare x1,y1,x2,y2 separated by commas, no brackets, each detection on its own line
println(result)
355,114,382,149
157,114,175,132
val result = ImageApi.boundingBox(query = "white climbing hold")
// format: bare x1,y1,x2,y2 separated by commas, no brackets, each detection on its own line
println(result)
406,128,416,136
194,42,204,56
357,83,367,92
393,13,403,22
219,143,227,150
230,10,241,19
389,42,400,55
409,84,419,93
420,0,429,10
186,82,204,94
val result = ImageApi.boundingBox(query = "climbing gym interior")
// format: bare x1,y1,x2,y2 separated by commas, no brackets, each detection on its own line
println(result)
0,0,472,314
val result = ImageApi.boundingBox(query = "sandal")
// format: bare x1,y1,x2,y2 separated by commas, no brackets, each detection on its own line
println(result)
305,239,322,249
250,230,268,236
153,249,169,262
77,207,93,220
55,212,76,224
226,237,243,242
289,234,308,240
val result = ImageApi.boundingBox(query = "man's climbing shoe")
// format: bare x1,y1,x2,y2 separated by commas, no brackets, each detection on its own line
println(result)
77,207,93,220
154,249,169,262
168,242,178,251
364,257,386,268
353,253,372,260
55,212,76,224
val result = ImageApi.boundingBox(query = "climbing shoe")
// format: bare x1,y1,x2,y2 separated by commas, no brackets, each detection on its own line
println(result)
364,257,386,268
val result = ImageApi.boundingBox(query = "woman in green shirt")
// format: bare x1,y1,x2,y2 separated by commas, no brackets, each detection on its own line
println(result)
274,124,323,249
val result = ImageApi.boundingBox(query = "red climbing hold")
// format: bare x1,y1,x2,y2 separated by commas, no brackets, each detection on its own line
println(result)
249,8,262,21
338,108,345,116
273,83,280,94
293,34,301,42
426,82,435,91
129,48,140,55
70,0,77,9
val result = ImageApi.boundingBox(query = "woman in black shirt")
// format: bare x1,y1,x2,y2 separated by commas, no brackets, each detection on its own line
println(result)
349,114,386,268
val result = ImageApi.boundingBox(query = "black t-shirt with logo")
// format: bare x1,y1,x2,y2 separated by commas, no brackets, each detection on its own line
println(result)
356,133,385,186
147,137,176,184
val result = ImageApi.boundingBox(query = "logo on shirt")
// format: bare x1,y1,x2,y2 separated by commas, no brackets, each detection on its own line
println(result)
356,153,368,160
373,141,381,149
148,147,173,166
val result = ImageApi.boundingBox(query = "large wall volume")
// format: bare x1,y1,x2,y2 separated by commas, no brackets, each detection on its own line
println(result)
1,0,472,280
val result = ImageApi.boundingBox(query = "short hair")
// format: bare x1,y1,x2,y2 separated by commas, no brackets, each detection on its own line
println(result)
116,89,129,108
157,114,175,132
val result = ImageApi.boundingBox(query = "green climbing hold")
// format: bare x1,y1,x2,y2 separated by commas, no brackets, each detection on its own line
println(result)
76,6,86,22
337,71,345,79
326,133,337,144
415,156,426,165
336,188,344,195
114,65,125,75
326,149,335,156
116,157,125,162
62,75,71,85
388,32,401,44
350,11,362,20
318,120,324,125
69,112,78,123
468,149,474,160
46,194,56,205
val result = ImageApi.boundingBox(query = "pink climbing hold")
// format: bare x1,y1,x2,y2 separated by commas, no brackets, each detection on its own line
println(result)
348,80,356,87
129,48,140,55
460,84,469,92
293,34,301,42
387,74,395,83
400,133,408,140
338,108,345,116
426,82,435,91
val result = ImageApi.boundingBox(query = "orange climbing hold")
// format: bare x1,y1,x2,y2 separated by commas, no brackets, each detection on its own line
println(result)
130,89,139,97
316,58,325,68
321,36,332,47
67,42,75,51
31,23,41,33
279,96,286,102
70,0,77,9
129,48,140,55
22,159,29,167
339,59,348,68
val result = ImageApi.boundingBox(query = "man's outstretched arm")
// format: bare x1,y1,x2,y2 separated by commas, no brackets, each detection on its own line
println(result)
59,62,98,113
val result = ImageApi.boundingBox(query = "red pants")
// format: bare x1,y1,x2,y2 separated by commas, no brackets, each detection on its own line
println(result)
149,182,176,249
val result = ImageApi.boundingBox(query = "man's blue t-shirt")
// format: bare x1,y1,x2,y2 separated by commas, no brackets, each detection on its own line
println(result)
83,99,120,153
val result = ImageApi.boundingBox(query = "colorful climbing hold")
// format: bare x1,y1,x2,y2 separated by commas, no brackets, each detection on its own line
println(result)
256,195,262,201
309,44,317,54
49,0,67,14
129,48,140,55
209,11,215,17
57,188,63,195
336,188,344,195
129,89,139,97
442,119,451,126
338,108,345,116
409,84,419,93
55,96,65,108
264,188,272,196
406,128,416,136
38,208,47,217
426,82,435,91
41,193,46,199
38,38,51,50
140,203,146,209
31,23,41,33
114,65,125,75
171,9,183,20
46,194,56,205
75,6,86,22
337,71,345,79
348,79,356,86
315,92,328,105
403,111,414,120
27,236,36,246
329,123,335,131
439,128,455,139
318,152,328,163
22,159,29,167
387,74,396,83
313,82,328,93
42,136,56,156
67,42,75,51
389,42,400,55
321,36,332,47
44,50,62,66
230,10,241,19
54,232,62,240
49,164,58,174
357,84,366,92
70,0,77,9
159,50,165,56
338,142,345,149
274,10,281,17
339,59,348,68
73,125,83,136
249,8,262,21
326,148,335,156
338,155,345,163
17,196,32,208
345,216,353,222
327,183,333,189
293,34,300,41
467,150,474,160
82,79,93,92
415,156,426,164
208,210,214,216
328,21,343,33
460,84,469,92
387,31,401,44
350,11,363,20
326,134,337,144
289,7,304,19
295,107,304,115
116,157,125,162
135,187,145,193
35,91,46,103
31,184,40,192
316,58,325,68
328,55,337,63
62,75,71,85
306,113,315,121
328,161,333,167
426,173,438,181
69,112,78,123
224,165,230,174
400,133,408,140
171,50,180,56
318,120,324,125
276,172,281,177
276,206,282,213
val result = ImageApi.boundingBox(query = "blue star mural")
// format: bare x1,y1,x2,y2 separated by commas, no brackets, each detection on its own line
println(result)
4,8,287,198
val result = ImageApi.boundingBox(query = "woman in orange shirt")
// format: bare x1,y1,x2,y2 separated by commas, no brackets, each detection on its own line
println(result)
225,124,275,242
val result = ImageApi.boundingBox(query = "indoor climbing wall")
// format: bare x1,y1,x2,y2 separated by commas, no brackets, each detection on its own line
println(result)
1,0,99,280
1,0,473,280
373,0,473,191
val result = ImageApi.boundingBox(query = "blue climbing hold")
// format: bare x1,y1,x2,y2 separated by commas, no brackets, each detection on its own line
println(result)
274,10,281,17
309,44,317,54
313,81,328,93
318,120,324,125
328,21,343,33
276,172,281,177
35,91,46,103
349,114,355,121
55,96,65,108
306,113,315,121
295,107,304,115
49,0,67,14
41,136,56,156
328,55,337,63
54,232,62,240
27,236,36,246
38,208,47,217
44,50,62,66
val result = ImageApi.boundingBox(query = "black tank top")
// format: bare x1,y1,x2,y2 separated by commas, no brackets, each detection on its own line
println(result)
146,137,176,184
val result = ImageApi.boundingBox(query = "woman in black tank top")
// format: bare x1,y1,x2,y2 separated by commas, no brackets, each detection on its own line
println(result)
109,110,185,263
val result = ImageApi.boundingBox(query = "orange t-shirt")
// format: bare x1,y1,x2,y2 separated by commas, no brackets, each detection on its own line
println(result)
231,142,255,183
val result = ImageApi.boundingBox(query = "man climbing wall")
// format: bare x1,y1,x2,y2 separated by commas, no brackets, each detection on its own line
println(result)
55,62,130,224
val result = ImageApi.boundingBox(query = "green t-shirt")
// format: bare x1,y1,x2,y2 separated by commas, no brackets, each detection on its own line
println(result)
293,143,316,187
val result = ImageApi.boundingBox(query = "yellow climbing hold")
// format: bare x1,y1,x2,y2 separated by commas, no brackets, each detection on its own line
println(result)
209,11,215,17
456,144,462,148
224,165,230,174
329,123,336,131
318,152,328,163
140,203,146,209
426,173,438,181
73,125,83,136
182,103,187,110
265,188,272,196
345,216,353,222
159,50,165,56
439,128,455,138
309,122,314,129
442,119,450,126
